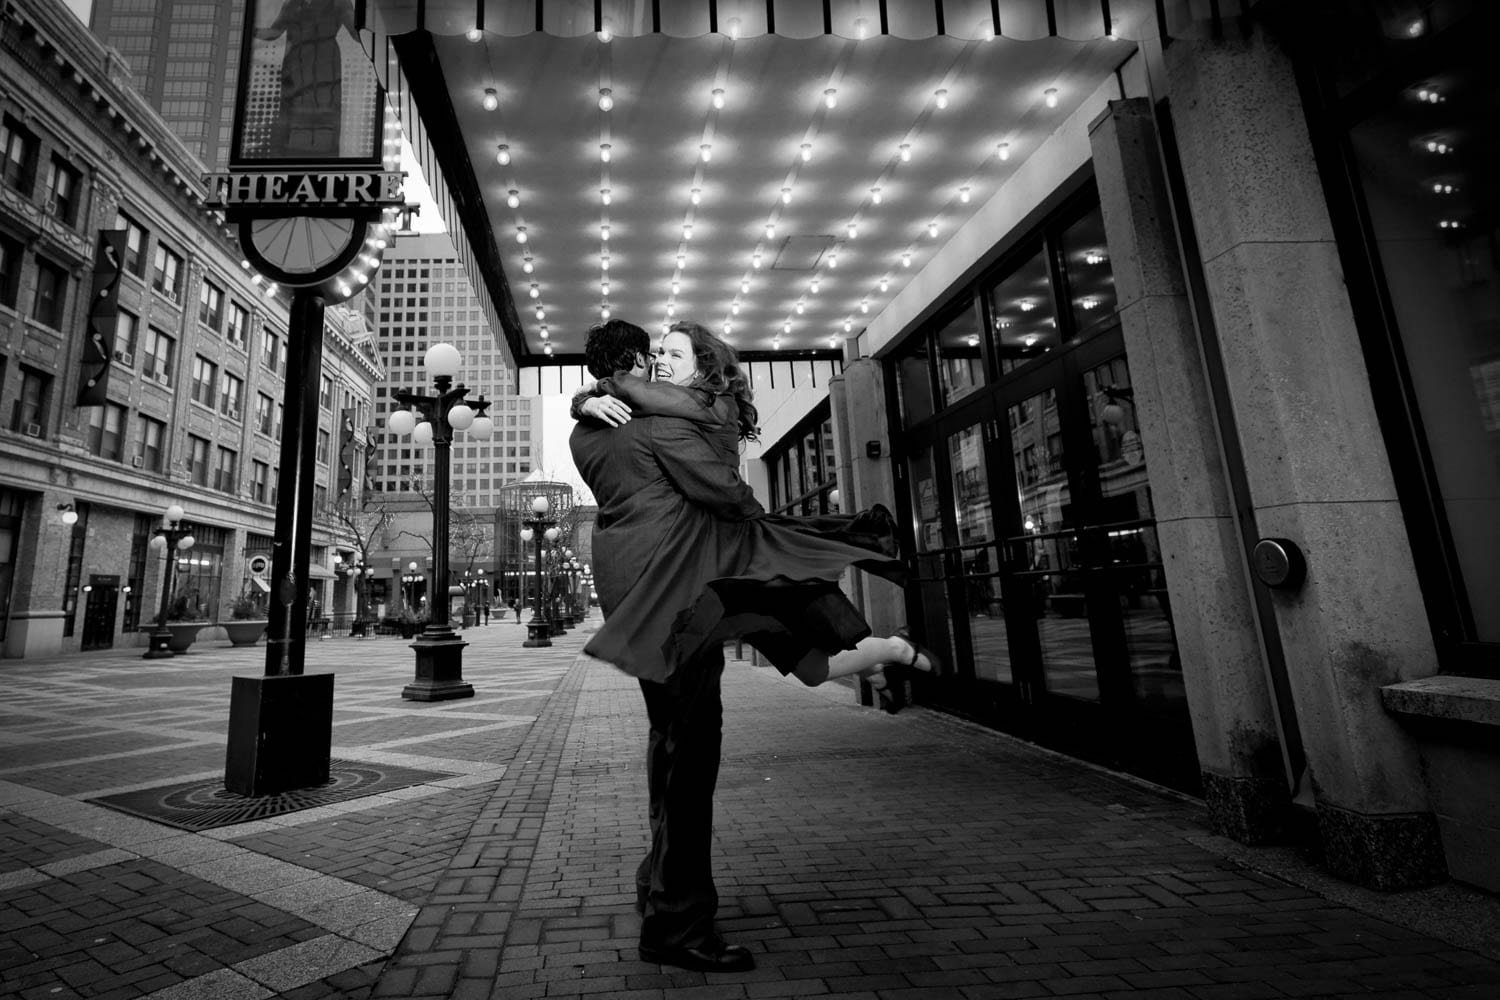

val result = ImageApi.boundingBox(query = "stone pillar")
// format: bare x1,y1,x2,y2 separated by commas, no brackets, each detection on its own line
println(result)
2,492,73,658
832,358,902,636
1089,98,1287,842
1166,33,1444,888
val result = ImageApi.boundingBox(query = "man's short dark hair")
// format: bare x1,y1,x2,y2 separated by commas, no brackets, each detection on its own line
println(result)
584,320,650,379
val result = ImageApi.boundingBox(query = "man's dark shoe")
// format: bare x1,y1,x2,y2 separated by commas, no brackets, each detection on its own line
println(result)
638,935,755,973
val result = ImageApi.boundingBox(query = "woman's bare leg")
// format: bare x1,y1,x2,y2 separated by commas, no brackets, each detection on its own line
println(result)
790,636,932,687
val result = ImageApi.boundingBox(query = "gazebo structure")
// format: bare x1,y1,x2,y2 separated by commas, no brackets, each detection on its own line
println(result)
496,476,576,617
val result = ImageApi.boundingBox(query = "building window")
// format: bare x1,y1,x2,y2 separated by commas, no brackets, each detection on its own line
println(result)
261,328,279,373
144,327,175,386
136,415,164,471
171,523,225,622
226,301,248,347
199,279,224,330
85,402,126,461
213,446,237,492
255,392,273,435
10,365,50,436
190,355,217,407
30,257,68,329
113,310,139,365
274,402,283,437
187,434,209,486
316,428,330,465
314,484,328,511
320,375,332,409
251,460,270,502
151,243,183,302
0,231,22,309
45,156,82,228
220,372,243,418
0,115,38,195
116,211,147,276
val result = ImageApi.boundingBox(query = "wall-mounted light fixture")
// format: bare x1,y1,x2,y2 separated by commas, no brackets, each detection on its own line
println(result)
58,503,78,526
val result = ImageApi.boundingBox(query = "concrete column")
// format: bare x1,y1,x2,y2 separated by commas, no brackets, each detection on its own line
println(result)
833,358,903,636
1166,33,1444,888
1089,98,1286,842
2,492,73,658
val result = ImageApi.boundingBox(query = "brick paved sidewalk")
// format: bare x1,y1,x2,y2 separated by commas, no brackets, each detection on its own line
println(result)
3,621,1499,999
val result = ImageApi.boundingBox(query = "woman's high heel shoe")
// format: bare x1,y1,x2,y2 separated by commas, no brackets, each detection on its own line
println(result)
875,628,941,714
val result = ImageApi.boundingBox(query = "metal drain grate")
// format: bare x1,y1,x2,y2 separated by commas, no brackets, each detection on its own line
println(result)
89,759,454,831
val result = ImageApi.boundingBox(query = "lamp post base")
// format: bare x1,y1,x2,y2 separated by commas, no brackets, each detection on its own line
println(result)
225,673,334,796
402,631,474,701
522,618,552,647
143,629,175,659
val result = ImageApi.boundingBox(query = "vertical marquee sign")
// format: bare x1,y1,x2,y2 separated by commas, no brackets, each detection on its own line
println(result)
211,0,403,797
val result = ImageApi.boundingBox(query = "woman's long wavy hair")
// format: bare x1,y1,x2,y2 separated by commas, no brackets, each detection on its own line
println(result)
669,321,759,441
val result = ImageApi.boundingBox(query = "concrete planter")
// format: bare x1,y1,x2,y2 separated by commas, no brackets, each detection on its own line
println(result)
165,622,205,652
223,620,268,647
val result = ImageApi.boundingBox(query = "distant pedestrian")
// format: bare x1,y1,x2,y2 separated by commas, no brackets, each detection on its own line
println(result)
481,604,490,625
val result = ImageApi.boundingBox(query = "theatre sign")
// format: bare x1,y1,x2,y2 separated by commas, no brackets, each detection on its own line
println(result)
208,0,404,302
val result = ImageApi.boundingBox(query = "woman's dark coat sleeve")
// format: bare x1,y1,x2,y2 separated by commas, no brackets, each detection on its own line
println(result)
651,420,764,521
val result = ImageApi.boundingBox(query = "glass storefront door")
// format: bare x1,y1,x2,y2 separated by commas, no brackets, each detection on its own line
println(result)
909,328,1197,790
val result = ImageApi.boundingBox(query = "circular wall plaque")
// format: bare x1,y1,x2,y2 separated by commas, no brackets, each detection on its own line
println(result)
1252,538,1306,590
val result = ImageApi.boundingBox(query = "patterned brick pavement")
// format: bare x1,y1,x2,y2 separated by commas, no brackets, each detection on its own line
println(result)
2,621,1499,999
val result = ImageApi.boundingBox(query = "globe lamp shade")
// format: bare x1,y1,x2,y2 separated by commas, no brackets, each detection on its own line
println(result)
520,528,534,542
424,343,461,377
544,527,560,542
468,415,494,439
149,534,167,551
413,421,434,445
531,496,550,515
447,403,475,430
388,409,416,435
165,503,185,524
177,534,195,550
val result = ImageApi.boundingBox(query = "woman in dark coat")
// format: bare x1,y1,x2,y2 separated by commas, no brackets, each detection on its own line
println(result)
576,322,936,708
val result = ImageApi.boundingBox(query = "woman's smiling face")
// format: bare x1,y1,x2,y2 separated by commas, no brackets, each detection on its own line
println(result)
653,331,698,385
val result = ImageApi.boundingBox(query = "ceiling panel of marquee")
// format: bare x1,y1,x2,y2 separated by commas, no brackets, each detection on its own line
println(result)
386,2,1150,360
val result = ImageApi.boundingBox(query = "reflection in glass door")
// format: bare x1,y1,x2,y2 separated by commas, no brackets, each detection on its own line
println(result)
1006,386,1100,702
946,421,1010,685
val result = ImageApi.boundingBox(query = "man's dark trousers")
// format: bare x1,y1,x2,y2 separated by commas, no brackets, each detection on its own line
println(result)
635,646,725,949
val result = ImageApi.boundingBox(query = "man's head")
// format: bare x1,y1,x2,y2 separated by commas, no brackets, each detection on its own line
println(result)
584,319,651,379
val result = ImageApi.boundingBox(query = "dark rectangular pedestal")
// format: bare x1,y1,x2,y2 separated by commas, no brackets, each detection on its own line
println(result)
225,673,334,796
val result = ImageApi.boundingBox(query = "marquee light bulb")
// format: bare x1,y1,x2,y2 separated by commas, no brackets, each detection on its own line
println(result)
752,249,762,268
810,278,820,294
690,187,701,205
902,251,912,267
601,282,609,296
600,224,610,241
827,252,838,268
731,301,740,314
676,253,686,269
599,142,612,162
466,27,483,42
667,301,676,315
824,88,838,108
959,186,971,203
773,337,782,350
765,223,776,239
861,299,870,313
496,144,511,165
879,277,889,292
598,88,614,111
928,221,939,238
997,141,1010,161
782,187,792,204
740,279,750,294
544,343,553,355
800,143,812,162
683,223,693,240
515,227,527,244
506,189,520,208
482,88,498,111
700,143,712,162
847,222,858,239
935,88,949,108
522,258,533,274
796,301,805,314
783,320,792,334
600,188,611,205
871,186,882,204
600,255,610,271
899,143,911,162
1045,87,1058,108
600,305,610,318
540,326,549,339
712,88,725,109
671,281,680,295
529,284,539,298
536,306,545,319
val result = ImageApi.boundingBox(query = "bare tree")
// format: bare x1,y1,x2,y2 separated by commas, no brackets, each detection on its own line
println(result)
330,491,393,627
393,471,495,615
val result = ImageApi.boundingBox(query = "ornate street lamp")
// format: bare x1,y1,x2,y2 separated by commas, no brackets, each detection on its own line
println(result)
520,496,557,647
579,564,594,618
143,503,195,659
338,557,373,636
386,343,493,701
